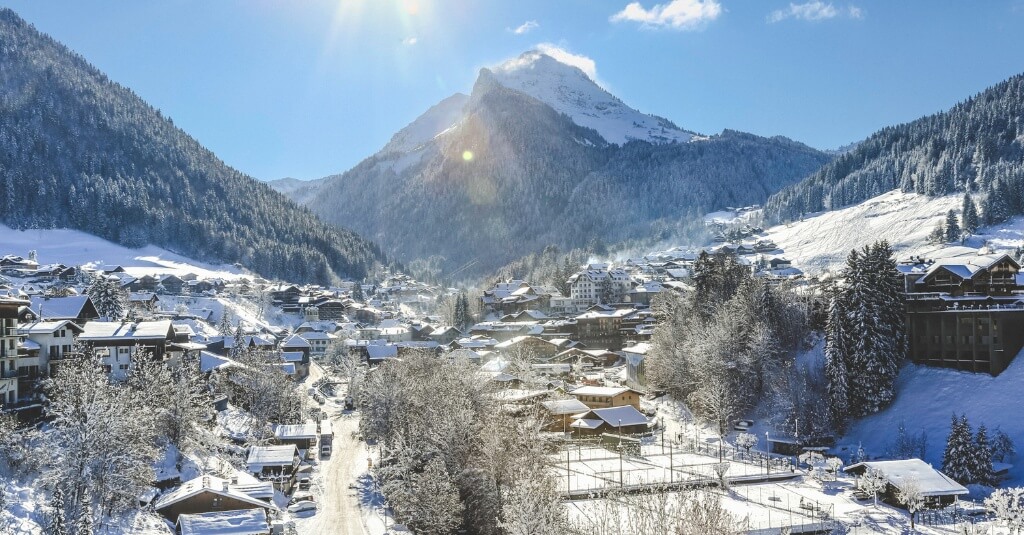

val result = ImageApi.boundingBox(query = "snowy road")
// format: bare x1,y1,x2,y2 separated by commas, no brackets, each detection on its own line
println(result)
292,364,368,535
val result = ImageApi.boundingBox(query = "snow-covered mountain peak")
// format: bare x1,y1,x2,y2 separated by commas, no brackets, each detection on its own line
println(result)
487,50,693,145
381,93,469,154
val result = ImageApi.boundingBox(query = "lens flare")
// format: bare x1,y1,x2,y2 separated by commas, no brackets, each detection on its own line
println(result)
462,150,474,161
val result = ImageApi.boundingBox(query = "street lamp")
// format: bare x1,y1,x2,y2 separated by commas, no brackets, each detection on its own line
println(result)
765,431,770,475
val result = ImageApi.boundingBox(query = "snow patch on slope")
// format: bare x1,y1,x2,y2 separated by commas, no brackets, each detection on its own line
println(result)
381,93,469,154
490,51,692,145
0,224,248,280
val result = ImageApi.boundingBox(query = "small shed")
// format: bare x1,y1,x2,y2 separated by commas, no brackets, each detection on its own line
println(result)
845,459,969,508
246,445,300,480
273,422,318,449
570,405,650,436
540,398,591,432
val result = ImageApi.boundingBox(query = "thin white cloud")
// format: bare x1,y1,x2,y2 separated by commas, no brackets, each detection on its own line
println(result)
610,0,722,30
402,36,418,45
767,1,862,23
535,43,598,81
510,20,539,35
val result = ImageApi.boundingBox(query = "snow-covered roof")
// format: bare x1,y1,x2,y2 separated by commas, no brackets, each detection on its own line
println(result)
28,295,91,319
622,342,651,355
541,398,590,415
845,459,968,497
155,475,270,512
570,418,604,430
575,405,650,428
273,423,318,440
569,386,637,398
17,319,83,335
200,351,243,373
246,445,298,468
80,320,172,342
176,509,269,535
281,351,305,363
366,344,398,360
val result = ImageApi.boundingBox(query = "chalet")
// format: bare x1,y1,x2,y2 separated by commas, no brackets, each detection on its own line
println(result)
129,274,160,292
568,385,643,410
901,254,1024,375
24,295,99,323
574,306,636,350
78,320,175,379
176,509,270,535
17,320,84,380
297,331,334,356
314,300,348,321
269,284,302,306
246,445,301,480
845,459,968,508
0,255,38,271
157,275,186,295
428,326,462,345
0,295,31,409
32,263,67,281
154,474,274,523
551,348,619,368
128,292,160,315
494,336,561,360
540,398,590,432
570,405,650,436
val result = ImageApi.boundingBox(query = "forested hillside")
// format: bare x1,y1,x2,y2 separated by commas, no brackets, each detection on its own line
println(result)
765,73,1024,224
0,9,385,284
302,63,831,275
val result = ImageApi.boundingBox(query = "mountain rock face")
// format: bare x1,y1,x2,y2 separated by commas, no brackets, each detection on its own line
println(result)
295,51,831,275
0,9,385,284
765,73,1024,224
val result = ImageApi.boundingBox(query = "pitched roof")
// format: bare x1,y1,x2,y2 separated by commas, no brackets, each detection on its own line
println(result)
569,386,638,397
541,399,590,415
273,423,318,440
575,405,649,428
80,320,173,341
28,295,93,320
176,509,269,535
17,319,83,335
246,445,298,468
155,475,270,512
845,459,968,497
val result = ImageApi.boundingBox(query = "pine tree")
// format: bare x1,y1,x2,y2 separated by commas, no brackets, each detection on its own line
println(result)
47,486,67,535
973,424,995,486
351,281,364,302
943,414,975,484
75,503,93,535
824,294,850,430
217,311,232,336
86,276,127,321
962,192,980,235
945,209,961,242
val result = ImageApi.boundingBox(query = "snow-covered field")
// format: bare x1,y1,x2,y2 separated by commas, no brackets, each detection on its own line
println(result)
762,190,963,275
844,347,1024,486
0,224,249,280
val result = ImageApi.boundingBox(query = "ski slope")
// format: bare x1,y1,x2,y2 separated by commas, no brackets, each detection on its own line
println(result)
0,225,248,280
763,190,1024,275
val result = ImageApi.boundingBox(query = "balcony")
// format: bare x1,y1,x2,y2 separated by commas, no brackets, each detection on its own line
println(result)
0,369,18,379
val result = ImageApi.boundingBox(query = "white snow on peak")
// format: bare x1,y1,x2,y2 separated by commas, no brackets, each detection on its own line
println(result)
381,93,469,154
489,50,692,146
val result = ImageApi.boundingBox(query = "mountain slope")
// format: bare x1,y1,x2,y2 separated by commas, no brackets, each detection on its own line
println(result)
296,52,831,275
765,73,1024,224
0,9,385,284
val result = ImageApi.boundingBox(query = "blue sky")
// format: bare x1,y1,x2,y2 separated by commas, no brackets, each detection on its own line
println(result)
4,1,1024,180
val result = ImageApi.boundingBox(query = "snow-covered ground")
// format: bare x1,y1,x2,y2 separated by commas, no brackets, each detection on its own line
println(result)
762,190,963,275
0,224,249,280
844,346,1024,486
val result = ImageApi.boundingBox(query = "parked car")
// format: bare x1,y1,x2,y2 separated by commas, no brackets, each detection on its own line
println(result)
287,500,317,514
321,444,332,458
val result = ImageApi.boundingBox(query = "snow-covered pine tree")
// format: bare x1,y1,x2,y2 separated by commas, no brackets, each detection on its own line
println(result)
943,414,975,484
992,428,1016,463
47,486,67,535
217,311,232,336
928,221,946,244
824,294,850,430
75,503,93,535
973,424,996,486
962,192,980,235
85,276,127,321
351,281,364,302
945,209,961,242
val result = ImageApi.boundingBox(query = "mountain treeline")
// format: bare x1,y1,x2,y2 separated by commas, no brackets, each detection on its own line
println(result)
766,73,1024,224
0,9,385,284
302,69,832,277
